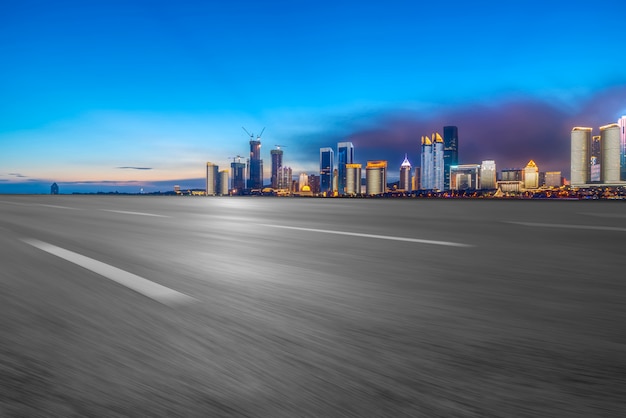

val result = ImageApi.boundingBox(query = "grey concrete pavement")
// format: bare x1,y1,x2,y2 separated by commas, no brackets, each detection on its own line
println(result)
1,196,625,417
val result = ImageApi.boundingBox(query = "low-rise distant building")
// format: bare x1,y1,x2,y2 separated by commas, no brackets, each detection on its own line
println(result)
450,164,480,190
545,171,562,188
524,160,539,189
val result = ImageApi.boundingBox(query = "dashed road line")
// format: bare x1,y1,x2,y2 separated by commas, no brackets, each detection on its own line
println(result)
22,239,195,306
259,224,473,247
506,221,626,232
101,209,169,218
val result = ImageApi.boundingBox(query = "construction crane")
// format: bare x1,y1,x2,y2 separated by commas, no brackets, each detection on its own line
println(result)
242,127,266,140
274,144,288,149
228,155,243,164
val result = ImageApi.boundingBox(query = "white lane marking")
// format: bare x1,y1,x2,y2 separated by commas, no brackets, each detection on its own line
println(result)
22,239,195,306
101,209,169,218
578,212,626,219
506,221,626,232
37,204,80,210
259,224,473,247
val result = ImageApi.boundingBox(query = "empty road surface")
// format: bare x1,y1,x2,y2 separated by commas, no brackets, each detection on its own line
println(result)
1,196,625,417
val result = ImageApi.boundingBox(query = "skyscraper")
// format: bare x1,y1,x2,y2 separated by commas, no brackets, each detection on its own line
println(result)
270,147,283,189
443,126,459,190
600,123,621,184
218,170,229,195
432,132,444,191
337,142,354,195
420,135,433,189
248,138,263,189
590,135,601,183
571,127,592,187
366,160,387,195
206,162,219,196
399,154,412,191
231,160,246,193
345,163,362,195
320,147,334,194
617,116,626,181
480,160,496,190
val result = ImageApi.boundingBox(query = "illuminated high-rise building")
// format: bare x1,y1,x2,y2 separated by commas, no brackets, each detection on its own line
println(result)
248,138,263,189
366,160,387,195
432,132,444,190
270,147,283,189
320,147,334,194
206,162,219,196
399,154,412,191
480,160,496,190
420,135,433,189
571,127,592,187
589,135,601,183
337,142,354,195
231,160,246,193
524,160,539,189
600,123,621,184
345,163,362,195
443,126,458,190
617,116,626,181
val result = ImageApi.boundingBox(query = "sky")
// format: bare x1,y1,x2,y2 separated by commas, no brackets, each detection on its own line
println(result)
2,0,626,193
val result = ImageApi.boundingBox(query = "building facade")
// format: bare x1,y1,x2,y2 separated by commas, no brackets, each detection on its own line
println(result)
570,127,592,187
600,123,621,184
443,126,458,190
219,170,229,195
366,160,387,195
248,139,263,189
345,163,362,195
450,164,480,190
320,147,334,194
399,154,412,191
524,160,539,189
337,142,354,195
433,133,444,190
480,160,496,190
206,162,219,195
617,116,626,181
420,135,433,189
270,148,283,189
230,161,246,193
545,171,562,188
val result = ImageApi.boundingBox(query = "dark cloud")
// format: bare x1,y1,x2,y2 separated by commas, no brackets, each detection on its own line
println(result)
297,85,626,180
8,173,27,178
116,167,153,170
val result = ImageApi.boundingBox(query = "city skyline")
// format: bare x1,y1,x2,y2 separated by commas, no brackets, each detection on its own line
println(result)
2,0,626,194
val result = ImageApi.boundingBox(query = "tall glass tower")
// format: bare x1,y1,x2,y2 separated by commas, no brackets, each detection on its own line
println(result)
248,139,263,189
320,147,334,194
270,148,283,189
231,161,246,193
443,126,458,190
337,142,354,195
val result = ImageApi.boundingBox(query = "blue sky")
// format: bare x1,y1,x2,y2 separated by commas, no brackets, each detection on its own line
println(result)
2,0,626,193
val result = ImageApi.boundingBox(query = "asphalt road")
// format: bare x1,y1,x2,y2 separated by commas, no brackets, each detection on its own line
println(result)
1,196,625,417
